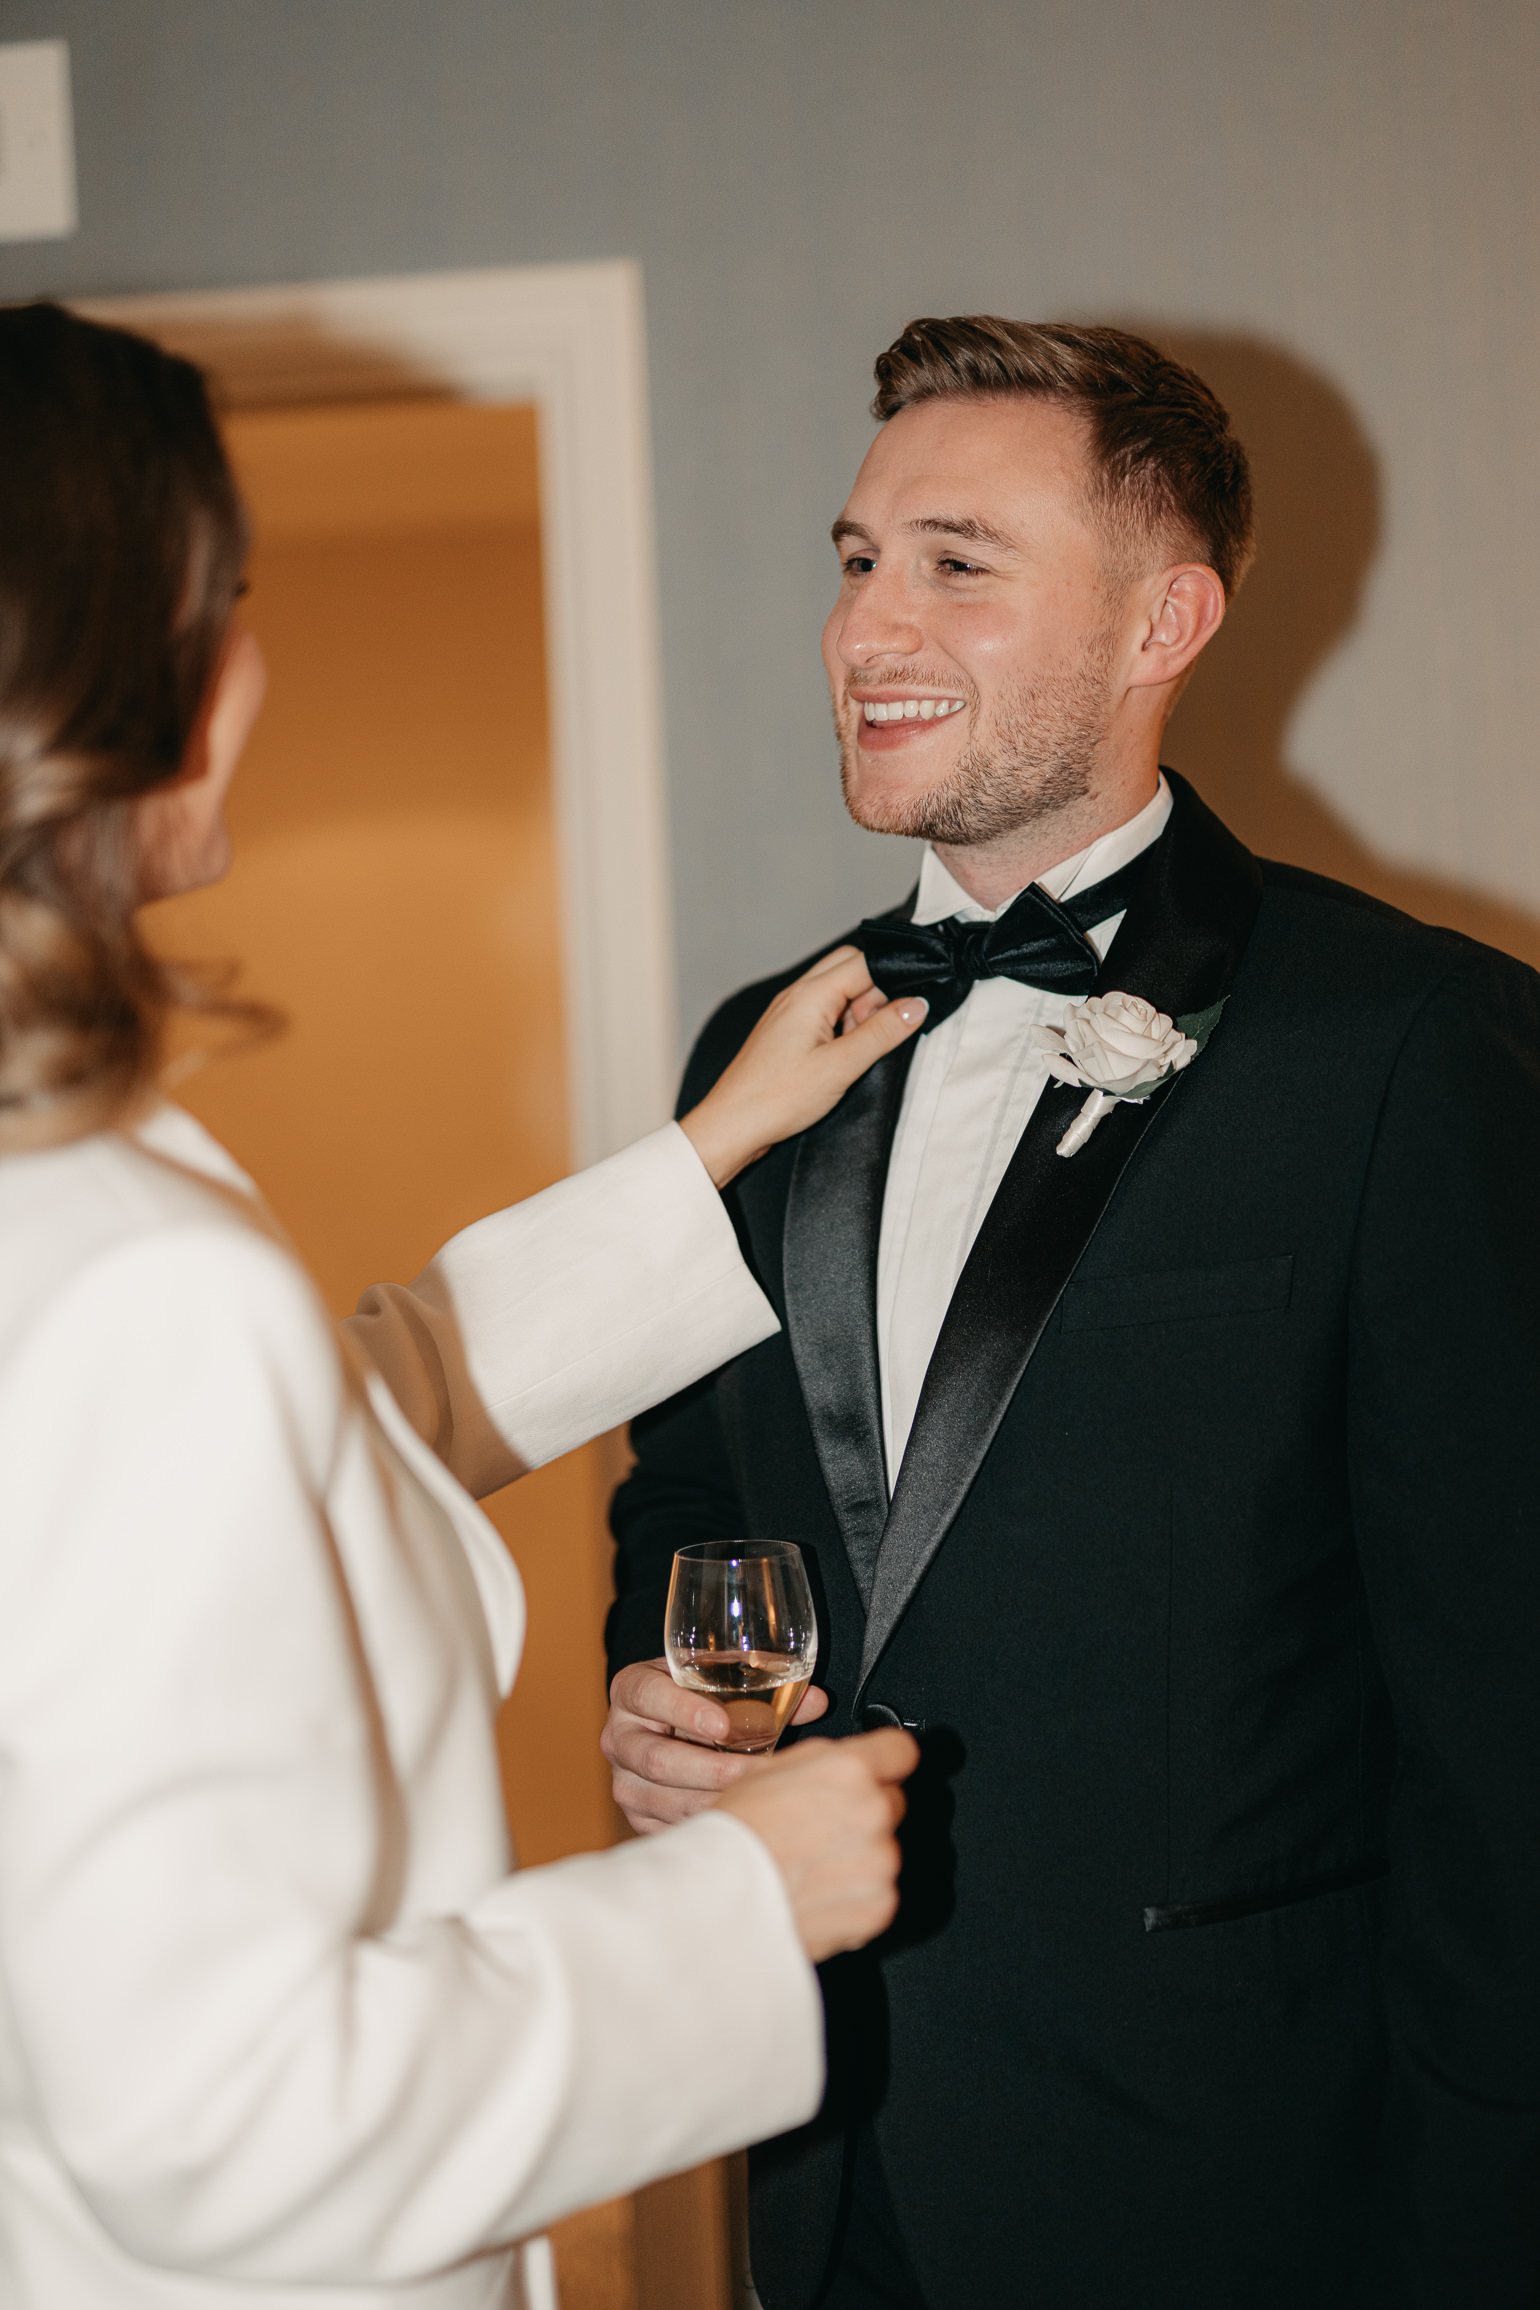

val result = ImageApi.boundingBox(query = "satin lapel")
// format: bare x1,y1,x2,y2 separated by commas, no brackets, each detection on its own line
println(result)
783,937,918,1610
857,774,1263,1688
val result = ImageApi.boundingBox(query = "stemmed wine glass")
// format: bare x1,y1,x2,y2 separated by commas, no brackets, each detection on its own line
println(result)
665,1540,818,1755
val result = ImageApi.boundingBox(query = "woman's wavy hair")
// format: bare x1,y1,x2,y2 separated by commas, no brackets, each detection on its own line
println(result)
0,301,253,1150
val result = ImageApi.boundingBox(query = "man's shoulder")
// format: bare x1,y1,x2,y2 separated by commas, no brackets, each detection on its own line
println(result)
1252,858,1540,1008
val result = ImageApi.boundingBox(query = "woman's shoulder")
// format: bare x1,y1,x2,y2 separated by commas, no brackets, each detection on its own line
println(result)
0,1115,331,1398
0,1108,261,1272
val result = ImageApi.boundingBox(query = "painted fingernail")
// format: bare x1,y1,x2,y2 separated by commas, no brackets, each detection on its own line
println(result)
896,998,928,1024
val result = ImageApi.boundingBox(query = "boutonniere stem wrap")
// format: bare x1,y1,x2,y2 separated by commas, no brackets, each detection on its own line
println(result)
1031,992,1227,1157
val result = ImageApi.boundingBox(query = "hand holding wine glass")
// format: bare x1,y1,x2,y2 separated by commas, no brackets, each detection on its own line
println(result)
601,1657,829,1833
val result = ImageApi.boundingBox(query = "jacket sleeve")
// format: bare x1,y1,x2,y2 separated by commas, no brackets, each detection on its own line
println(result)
344,1121,778,1497
1346,950,1540,2304
0,1226,821,2284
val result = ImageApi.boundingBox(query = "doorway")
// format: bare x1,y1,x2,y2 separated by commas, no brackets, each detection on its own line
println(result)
149,389,619,1864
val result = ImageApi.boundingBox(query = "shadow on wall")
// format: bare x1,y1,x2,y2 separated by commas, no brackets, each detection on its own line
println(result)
1142,328,1540,974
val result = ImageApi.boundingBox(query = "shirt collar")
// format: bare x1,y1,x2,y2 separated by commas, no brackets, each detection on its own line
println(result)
912,773,1173,927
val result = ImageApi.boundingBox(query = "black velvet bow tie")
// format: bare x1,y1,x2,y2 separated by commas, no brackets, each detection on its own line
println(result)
856,858,1144,1030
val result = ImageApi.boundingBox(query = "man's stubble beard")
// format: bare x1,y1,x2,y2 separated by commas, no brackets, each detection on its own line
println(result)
837,630,1119,848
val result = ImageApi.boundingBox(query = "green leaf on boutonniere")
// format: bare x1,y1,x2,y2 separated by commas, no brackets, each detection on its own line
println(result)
1175,996,1228,1051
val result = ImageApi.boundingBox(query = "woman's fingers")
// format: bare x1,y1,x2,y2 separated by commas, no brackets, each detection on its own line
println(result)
796,942,865,984
677,945,924,1187
780,945,924,1045
792,945,884,1016
714,1729,919,1962
822,990,926,1087
845,1725,920,1789
842,986,890,1030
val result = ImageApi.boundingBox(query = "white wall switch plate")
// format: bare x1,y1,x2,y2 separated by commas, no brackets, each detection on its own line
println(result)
0,40,76,243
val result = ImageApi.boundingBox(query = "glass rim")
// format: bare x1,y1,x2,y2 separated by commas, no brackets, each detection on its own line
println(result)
672,1538,804,1565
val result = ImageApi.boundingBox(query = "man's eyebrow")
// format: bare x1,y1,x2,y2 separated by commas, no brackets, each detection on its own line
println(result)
828,513,1020,553
908,513,1019,552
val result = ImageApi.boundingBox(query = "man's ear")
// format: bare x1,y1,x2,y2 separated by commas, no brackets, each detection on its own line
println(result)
1126,563,1227,693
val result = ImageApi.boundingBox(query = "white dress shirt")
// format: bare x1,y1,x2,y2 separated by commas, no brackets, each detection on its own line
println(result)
876,777,1172,1481
0,1110,818,2310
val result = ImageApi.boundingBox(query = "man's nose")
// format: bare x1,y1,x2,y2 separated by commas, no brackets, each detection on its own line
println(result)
835,570,925,666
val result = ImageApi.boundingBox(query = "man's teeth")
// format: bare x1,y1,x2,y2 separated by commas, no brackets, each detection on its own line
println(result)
861,698,965,723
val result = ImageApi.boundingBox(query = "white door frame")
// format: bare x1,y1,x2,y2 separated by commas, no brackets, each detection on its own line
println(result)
81,262,676,1166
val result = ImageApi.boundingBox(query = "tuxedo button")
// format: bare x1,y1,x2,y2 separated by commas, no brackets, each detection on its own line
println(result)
860,1702,926,1733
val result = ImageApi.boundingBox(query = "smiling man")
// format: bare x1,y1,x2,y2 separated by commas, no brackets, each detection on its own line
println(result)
603,320,1540,2309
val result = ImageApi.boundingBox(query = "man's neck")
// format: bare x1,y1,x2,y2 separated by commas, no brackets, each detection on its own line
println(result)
931,762,1163,912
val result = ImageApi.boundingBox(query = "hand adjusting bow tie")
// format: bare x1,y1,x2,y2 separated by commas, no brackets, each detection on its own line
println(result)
856,857,1144,1031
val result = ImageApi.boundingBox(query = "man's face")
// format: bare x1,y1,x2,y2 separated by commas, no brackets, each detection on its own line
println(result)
822,395,1130,846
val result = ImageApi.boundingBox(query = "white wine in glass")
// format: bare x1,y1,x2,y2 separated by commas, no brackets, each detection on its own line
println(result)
666,1540,818,1755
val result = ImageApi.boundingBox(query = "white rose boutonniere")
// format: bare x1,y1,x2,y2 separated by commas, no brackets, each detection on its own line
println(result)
1031,991,1226,1157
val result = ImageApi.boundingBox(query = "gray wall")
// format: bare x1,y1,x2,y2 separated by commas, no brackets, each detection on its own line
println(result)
3,0,1537,1041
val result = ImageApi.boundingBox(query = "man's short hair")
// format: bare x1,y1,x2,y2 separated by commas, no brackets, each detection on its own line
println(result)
872,317,1255,597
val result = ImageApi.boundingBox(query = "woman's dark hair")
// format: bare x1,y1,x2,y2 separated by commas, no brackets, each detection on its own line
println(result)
0,300,252,1146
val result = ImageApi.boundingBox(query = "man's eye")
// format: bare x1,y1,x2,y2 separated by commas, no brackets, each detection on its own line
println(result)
843,553,877,576
938,556,986,576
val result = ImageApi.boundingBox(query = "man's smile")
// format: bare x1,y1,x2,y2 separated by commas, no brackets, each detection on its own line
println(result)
852,690,968,746
861,697,966,723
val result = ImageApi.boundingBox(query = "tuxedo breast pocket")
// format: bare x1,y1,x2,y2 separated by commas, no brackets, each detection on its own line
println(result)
1059,1253,1295,1333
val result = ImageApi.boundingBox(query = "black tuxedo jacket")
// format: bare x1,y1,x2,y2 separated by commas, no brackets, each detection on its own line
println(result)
608,777,1540,2310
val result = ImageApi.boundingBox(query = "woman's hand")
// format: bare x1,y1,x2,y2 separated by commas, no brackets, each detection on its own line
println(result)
679,947,926,1188
714,1728,918,1962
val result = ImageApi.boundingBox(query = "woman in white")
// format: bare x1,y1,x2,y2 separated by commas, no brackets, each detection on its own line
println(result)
0,303,924,2309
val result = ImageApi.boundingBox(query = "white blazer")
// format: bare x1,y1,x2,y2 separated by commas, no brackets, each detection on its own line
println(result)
0,1108,823,2310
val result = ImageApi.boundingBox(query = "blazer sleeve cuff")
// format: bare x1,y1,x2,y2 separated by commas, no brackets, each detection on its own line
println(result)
467,1809,823,2231
347,1125,778,1492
